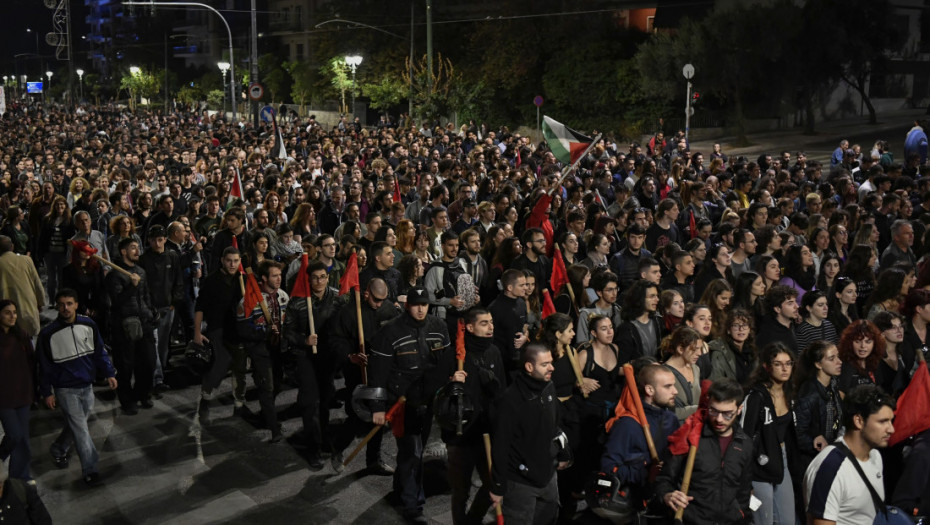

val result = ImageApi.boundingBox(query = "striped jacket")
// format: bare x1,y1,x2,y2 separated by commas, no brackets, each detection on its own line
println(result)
36,315,115,397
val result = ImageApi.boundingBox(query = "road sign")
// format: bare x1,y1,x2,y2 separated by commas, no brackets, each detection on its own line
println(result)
248,83,264,101
682,64,694,80
260,105,275,123
533,95,544,107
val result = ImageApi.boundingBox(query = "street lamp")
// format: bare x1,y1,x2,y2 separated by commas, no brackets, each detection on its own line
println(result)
345,54,362,119
76,69,84,101
218,61,230,117
45,71,53,103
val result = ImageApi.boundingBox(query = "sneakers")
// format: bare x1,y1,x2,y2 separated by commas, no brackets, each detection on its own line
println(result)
331,451,345,474
200,389,215,401
139,398,154,409
51,453,69,469
366,460,395,476
83,472,102,487
307,454,325,472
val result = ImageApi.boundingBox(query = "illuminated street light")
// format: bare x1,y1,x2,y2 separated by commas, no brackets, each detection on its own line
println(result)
344,55,362,118
218,61,230,116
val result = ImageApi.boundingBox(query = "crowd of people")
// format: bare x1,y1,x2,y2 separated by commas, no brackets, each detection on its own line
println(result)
0,100,929,525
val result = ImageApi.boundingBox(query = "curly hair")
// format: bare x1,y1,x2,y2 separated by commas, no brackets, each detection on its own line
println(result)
837,320,885,374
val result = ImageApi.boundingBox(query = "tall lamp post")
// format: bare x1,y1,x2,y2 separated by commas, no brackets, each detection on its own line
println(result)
76,69,84,102
218,61,230,117
45,70,53,104
345,55,362,119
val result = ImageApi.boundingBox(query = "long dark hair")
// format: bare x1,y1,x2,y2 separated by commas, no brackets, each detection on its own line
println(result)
536,313,573,359
783,244,815,291
748,342,797,404
0,299,28,343
842,245,875,284
863,268,906,314
795,340,838,393
732,271,762,311
816,253,842,291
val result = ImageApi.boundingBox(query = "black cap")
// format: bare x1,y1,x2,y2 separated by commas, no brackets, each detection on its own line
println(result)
406,286,430,305
147,225,167,238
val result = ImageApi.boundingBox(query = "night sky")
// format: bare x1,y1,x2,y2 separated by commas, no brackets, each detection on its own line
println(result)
0,0,88,79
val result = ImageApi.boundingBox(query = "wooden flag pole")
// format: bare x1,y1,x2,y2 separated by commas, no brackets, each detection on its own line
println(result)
245,268,272,322
356,286,367,385
622,364,658,462
90,254,132,279
674,446,699,523
564,345,588,398
482,433,505,525
306,294,317,354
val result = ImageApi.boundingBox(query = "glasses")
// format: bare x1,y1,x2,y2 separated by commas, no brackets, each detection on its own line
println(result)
707,408,737,421
732,323,750,331
771,360,794,369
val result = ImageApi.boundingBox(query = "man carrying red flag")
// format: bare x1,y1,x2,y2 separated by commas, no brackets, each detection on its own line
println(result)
236,261,289,443
601,363,680,487
655,379,754,524
283,259,347,469
434,308,506,525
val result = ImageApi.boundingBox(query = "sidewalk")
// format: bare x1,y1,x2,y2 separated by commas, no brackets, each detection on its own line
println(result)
687,107,927,165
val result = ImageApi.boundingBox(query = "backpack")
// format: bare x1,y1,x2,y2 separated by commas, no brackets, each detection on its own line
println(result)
428,260,477,315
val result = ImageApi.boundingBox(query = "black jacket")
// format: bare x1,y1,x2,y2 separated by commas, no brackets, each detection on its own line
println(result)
437,332,507,446
739,385,797,484
795,378,843,463
490,372,571,495
655,422,754,525
0,478,52,525
195,269,242,336
105,263,156,327
615,315,663,364
755,317,798,350
284,286,347,356
330,294,401,365
139,248,184,309
487,294,528,366
368,312,451,410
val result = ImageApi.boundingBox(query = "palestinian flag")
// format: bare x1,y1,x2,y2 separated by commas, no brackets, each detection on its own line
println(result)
542,116,593,165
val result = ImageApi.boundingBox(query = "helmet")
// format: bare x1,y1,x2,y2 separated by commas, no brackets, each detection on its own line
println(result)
351,385,390,423
433,381,478,434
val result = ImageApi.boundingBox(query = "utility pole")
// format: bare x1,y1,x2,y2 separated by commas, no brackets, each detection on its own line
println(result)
251,0,259,127
426,0,432,97
409,0,414,119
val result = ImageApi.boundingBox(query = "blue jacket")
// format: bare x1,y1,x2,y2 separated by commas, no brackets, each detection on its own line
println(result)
601,403,679,486
36,315,115,396
905,125,928,165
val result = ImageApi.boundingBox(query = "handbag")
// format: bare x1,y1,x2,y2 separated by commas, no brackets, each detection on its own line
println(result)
832,442,915,525
121,316,144,342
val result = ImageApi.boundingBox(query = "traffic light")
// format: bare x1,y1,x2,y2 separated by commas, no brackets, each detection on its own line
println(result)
692,91,701,103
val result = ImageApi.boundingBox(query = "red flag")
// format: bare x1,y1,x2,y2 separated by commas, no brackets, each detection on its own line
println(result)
242,271,265,315
515,149,522,168
667,380,713,455
69,239,98,255
550,246,569,295
385,397,406,438
689,210,697,239
339,252,360,295
604,378,644,433
456,318,467,363
290,253,311,298
542,289,556,319
230,235,245,274
393,174,402,204
889,361,930,446
229,168,244,203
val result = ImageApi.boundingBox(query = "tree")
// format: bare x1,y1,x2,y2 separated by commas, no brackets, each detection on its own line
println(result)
402,53,455,121
120,67,160,110
258,53,289,103
322,57,353,115
283,61,314,112
362,75,406,111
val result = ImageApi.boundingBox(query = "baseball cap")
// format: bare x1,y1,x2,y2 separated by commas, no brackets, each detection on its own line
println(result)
406,286,430,305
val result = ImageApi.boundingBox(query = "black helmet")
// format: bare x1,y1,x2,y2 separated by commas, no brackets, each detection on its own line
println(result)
351,385,390,422
433,381,478,434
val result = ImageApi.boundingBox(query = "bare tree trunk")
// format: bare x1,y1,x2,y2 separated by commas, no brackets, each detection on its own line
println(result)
804,95,816,134
843,76,877,124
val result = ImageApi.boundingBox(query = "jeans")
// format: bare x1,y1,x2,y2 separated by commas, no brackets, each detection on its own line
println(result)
0,406,32,480
501,473,560,525
50,386,99,477
44,251,68,301
752,443,795,525
447,442,492,525
153,306,176,385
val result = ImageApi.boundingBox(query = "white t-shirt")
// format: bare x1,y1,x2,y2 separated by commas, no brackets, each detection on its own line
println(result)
803,439,883,525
